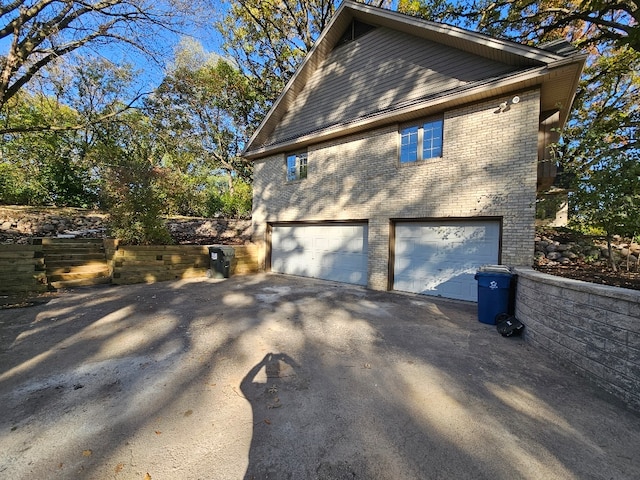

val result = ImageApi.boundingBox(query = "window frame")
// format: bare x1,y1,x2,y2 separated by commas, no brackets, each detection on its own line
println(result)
286,150,308,182
399,116,444,164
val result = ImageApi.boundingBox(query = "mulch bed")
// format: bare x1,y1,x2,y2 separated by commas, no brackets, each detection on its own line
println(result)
535,263,640,291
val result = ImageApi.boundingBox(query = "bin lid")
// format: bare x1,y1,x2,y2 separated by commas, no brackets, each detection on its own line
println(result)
209,245,235,258
477,264,512,274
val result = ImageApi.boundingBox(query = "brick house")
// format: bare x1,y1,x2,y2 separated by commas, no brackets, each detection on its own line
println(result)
243,1,585,301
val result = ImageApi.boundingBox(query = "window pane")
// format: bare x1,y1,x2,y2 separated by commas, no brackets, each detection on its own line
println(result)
287,152,308,181
287,155,297,181
299,153,308,179
400,126,418,163
423,119,443,159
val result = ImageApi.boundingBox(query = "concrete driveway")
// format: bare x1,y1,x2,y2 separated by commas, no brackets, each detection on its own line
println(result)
1,274,639,480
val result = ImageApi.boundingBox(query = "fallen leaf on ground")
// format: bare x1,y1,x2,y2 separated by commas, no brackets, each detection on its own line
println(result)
264,419,271,425
155,431,162,435
82,449,92,457
184,409,193,417
115,463,124,473
144,473,152,480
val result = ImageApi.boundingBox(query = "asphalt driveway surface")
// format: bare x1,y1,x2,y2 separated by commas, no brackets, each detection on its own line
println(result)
1,273,639,480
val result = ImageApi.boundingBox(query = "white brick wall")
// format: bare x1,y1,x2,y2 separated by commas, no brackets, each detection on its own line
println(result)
252,90,541,290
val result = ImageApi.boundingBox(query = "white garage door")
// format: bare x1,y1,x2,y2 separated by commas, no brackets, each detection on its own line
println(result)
394,220,500,301
271,223,368,285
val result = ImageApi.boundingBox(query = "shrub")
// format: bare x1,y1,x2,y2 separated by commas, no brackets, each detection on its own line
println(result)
205,178,252,218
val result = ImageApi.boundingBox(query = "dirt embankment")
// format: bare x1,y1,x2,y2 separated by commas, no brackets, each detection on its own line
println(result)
0,206,252,245
534,227,640,291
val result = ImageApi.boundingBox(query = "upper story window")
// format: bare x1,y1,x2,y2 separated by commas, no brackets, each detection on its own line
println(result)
286,151,308,181
399,117,443,163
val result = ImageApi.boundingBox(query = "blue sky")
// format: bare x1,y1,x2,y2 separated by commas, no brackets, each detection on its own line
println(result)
0,0,229,96
0,1,407,97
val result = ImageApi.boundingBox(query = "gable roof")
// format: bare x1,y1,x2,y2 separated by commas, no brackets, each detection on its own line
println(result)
243,0,586,160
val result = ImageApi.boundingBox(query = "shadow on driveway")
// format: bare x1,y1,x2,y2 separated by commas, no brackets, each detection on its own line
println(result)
1,273,639,479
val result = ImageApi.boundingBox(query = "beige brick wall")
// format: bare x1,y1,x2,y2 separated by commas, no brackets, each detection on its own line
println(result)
252,90,540,290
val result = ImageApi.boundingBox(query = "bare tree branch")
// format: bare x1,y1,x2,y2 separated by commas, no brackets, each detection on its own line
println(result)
0,0,191,109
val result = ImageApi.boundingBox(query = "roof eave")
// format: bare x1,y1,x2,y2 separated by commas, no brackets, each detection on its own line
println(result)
242,1,353,156
554,53,587,127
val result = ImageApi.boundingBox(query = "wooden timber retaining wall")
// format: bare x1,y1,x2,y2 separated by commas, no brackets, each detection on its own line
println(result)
0,244,47,293
0,240,261,294
107,241,211,285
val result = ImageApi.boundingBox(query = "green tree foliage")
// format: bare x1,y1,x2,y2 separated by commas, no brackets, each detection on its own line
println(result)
145,40,257,216
95,111,173,245
399,1,639,50
397,0,463,24
147,41,255,183
1,3,256,232
217,0,334,113
559,47,640,173
0,92,99,206
570,153,640,270
0,57,140,207
217,0,392,115
206,176,253,218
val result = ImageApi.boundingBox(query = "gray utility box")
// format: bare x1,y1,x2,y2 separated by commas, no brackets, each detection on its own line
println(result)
208,246,235,278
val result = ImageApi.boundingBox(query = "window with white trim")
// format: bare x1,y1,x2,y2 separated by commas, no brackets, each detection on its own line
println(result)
286,151,308,181
399,117,443,163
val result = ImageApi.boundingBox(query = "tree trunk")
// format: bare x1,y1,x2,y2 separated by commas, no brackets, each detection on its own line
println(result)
226,169,234,196
606,235,617,272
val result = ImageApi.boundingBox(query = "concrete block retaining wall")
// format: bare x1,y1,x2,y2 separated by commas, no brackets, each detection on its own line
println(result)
514,267,640,411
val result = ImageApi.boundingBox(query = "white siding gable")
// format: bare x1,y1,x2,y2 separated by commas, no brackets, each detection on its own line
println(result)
268,27,518,146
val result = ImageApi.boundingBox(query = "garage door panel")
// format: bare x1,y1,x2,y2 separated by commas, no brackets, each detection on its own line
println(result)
394,221,500,301
441,241,462,254
395,239,415,256
277,236,300,253
271,224,368,286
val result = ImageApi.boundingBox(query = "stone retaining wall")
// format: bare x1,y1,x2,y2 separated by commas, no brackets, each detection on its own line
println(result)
0,207,106,241
535,232,640,269
514,267,640,411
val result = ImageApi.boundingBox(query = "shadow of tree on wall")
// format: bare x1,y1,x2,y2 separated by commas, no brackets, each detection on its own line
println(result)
254,91,535,294
270,223,369,286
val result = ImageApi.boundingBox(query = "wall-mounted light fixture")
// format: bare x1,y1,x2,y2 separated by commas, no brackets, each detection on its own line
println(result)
496,95,521,113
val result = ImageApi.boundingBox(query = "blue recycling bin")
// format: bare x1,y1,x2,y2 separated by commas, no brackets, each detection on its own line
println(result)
475,266,513,325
